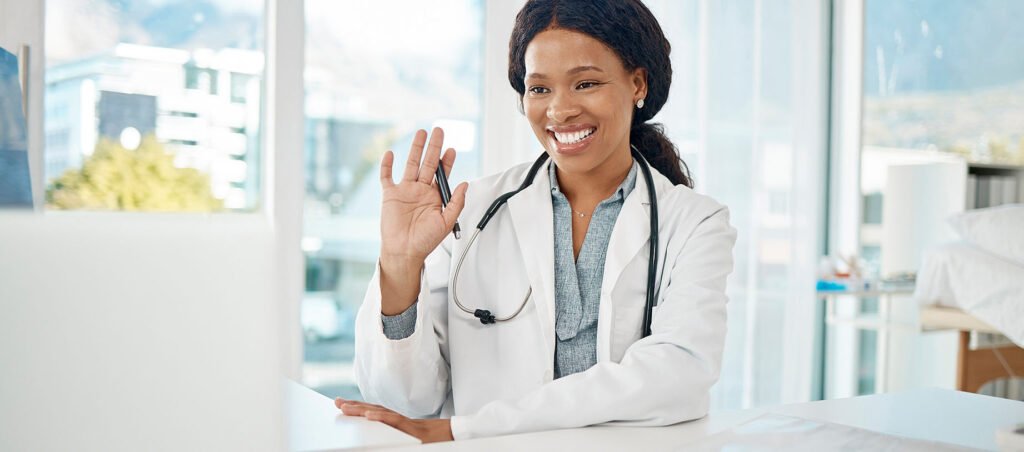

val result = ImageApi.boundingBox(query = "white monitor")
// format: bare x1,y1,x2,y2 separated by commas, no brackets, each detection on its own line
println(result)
0,212,284,451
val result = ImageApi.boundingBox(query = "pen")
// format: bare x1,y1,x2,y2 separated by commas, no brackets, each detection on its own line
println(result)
434,163,462,239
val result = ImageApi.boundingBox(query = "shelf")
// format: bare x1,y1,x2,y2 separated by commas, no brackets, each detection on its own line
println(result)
968,162,1024,177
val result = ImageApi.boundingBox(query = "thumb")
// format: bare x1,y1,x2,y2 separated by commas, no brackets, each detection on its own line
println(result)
441,182,468,230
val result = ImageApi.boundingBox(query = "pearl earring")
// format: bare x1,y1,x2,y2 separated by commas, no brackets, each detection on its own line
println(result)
636,98,645,109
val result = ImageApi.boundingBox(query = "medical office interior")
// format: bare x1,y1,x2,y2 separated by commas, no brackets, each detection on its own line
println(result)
1,0,1023,450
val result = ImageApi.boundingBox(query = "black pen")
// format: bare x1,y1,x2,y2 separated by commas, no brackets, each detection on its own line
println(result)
434,164,462,239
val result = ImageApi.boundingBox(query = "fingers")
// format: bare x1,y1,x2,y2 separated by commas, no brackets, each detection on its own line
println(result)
441,182,469,229
335,398,388,415
440,148,456,177
338,403,372,417
401,129,428,182
379,150,395,187
365,410,408,431
416,128,445,185
430,148,457,188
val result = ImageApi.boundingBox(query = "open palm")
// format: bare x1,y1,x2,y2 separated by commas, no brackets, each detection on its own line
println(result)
379,128,467,263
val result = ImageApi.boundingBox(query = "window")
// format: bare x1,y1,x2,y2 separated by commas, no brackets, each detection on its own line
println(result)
44,0,265,211
863,0,1024,160
301,0,485,399
849,0,1024,397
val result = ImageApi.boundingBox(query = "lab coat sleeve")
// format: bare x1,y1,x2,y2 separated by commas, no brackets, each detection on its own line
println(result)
449,207,737,440
352,238,453,418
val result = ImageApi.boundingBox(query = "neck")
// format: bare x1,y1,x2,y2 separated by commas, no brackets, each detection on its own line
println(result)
555,148,633,204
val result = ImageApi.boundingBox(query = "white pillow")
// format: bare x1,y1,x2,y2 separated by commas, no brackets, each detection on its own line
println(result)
947,204,1024,265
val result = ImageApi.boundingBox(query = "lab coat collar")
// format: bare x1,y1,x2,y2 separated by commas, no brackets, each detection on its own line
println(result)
506,162,558,364
596,156,668,361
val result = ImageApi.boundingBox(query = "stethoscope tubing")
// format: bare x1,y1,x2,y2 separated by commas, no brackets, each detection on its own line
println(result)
451,146,660,338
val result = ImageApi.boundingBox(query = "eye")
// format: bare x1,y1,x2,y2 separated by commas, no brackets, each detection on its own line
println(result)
576,81,600,90
528,86,550,95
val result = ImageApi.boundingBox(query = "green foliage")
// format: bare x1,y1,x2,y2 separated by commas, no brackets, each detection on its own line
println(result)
46,135,223,212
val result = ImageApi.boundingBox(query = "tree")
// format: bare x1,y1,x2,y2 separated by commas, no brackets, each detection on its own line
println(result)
47,135,223,212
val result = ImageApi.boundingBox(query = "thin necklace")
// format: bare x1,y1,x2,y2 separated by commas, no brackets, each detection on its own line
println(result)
572,209,589,218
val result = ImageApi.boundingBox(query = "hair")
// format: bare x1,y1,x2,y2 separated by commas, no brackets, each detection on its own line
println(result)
508,0,693,188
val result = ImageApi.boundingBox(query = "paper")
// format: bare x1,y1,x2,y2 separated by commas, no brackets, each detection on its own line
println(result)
681,414,979,451
0,46,33,208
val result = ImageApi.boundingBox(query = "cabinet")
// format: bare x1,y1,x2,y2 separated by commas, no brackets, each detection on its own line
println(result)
966,162,1024,209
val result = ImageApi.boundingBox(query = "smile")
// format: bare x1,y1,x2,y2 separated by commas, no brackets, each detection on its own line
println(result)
553,127,596,144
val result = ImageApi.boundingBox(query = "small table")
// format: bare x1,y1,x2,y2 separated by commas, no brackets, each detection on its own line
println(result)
817,285,916,393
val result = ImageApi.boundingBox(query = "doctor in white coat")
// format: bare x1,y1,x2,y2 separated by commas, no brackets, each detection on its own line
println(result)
336,0,737,443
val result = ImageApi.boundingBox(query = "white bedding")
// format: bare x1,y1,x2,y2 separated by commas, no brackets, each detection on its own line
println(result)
915,242,1024,347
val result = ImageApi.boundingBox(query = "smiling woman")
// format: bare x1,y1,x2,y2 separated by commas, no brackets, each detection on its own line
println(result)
344,0,737,442
509,2,693,189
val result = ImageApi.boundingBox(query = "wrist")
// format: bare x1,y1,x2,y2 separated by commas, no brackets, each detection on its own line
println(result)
379,253,424,272
378,255,424,316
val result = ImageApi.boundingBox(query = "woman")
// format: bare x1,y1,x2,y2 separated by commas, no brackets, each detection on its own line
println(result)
336,0,736,442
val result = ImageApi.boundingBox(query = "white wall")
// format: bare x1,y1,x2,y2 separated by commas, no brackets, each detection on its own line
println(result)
481,0,537,175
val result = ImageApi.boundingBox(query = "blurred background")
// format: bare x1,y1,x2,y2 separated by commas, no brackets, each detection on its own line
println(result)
2,0,1022,421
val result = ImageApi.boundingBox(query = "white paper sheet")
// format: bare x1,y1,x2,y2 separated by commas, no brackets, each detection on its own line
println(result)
681,413,979,451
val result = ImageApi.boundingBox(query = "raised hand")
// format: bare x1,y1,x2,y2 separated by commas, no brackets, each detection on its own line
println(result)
377,127,467,315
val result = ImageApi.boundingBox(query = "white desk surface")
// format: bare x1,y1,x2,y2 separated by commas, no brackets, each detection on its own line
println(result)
377,388,1024,451
287,380,419,451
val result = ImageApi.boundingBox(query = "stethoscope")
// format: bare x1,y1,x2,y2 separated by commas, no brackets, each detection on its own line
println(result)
451,146,661,338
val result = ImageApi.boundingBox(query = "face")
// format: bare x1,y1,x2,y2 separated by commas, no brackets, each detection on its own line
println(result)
522,28,647,176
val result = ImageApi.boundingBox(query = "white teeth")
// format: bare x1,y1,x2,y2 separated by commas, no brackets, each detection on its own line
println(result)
553,128,595,144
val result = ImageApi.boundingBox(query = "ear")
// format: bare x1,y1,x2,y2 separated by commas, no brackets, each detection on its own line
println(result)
631,67,648,101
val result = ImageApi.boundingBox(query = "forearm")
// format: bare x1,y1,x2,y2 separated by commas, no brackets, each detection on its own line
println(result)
450,341,719,440
354,253,454,417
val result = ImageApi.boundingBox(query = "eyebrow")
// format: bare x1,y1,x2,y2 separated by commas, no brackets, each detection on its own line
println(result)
526,65,605,80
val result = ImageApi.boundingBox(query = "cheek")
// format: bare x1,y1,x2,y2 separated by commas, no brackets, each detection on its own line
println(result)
524,103,547,131
592,97,631,134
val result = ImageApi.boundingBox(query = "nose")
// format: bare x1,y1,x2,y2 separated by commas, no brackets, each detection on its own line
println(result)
546,91,581,123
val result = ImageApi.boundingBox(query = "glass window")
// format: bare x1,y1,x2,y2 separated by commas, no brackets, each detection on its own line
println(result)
44,0,265,211
863,0,1024,162
850,0,1024,397
301,0,484,399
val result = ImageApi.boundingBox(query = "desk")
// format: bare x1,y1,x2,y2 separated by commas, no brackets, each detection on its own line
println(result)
287,380,419,451
377,388,1024,451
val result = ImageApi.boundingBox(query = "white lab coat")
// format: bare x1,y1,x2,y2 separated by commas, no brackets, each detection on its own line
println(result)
353,157,737,440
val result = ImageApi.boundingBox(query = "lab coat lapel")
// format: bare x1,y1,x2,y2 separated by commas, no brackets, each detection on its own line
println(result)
506,164,557,360
597,164,657,361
